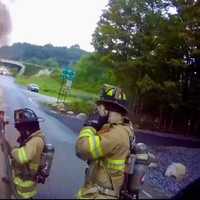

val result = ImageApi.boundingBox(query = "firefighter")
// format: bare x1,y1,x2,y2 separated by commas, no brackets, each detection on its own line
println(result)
8,108,45,199
76,85,134,199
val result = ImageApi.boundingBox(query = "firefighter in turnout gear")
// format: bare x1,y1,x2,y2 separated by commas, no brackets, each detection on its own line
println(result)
11,108,45,199
76,84,134,199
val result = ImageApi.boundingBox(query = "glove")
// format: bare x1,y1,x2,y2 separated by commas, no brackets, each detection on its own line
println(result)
84,111,108,131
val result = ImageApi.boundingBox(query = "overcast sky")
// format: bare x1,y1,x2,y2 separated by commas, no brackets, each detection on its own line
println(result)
5,0,109,52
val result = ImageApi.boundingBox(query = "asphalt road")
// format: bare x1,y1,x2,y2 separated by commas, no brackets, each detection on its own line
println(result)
0,76,199,199
0,76,85,199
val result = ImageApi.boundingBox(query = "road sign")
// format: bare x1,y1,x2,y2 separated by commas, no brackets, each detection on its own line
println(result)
62,67,75,81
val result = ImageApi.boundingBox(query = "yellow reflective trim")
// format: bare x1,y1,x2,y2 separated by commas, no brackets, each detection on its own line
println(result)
81,128,95,134
17,189,37,199
79,128,103,159
86,135,103,159
14,177,35,188
107,89,114,96
79,129,94,139
95,136,103,158
79,132,93,139
18,147,28,164
88,135,96,159
90,135,104,159
107,159,125,164
18,149,24,164
105,159,126,171
79,128,96,139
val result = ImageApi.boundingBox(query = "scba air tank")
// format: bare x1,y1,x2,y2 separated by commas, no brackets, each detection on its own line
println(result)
36,144,55,184
127,143,149,198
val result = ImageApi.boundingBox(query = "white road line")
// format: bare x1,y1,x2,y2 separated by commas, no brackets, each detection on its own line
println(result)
142,190,153,199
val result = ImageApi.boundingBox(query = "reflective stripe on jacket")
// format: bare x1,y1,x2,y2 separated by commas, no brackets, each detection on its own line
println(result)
76,123,133,199
11,130,45,199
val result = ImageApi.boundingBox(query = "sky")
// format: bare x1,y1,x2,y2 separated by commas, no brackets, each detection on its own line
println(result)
4,0,109,52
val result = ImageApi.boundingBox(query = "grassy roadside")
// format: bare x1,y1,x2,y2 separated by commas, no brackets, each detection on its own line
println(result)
16,75,97,114
16,75,61,98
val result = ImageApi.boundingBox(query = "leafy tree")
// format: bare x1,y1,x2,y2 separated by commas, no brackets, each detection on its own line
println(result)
74,53,117,93
173,0,200,135
92,0,178,101
92,0,200,136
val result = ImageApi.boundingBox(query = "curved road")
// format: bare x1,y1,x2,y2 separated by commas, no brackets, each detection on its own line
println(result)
0,76,85,199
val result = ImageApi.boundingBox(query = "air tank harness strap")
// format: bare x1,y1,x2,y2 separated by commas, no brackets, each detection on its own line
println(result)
96,185,118,198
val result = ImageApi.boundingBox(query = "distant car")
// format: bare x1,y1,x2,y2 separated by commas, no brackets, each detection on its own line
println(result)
27,83,39,93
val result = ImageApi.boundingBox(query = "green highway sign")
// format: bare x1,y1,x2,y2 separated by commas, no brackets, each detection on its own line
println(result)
62,67,76,81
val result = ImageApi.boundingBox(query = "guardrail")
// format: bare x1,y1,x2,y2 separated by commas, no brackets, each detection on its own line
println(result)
0,59,25,75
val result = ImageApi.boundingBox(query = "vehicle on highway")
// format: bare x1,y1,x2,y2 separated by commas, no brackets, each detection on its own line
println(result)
27,83,40,93
0,67,10,76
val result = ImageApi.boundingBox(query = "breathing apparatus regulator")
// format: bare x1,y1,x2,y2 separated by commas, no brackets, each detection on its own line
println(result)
14,108,55,184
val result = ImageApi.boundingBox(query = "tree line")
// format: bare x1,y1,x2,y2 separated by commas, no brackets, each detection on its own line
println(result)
0,43,88,67
80,0,200,137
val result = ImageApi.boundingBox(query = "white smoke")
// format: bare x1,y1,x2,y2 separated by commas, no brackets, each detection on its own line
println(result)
0,0,12,46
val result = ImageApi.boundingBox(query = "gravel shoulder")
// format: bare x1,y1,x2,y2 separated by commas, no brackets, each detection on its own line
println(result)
146,146,200,197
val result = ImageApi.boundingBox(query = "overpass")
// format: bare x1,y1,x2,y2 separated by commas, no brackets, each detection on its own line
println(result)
0,59,25,75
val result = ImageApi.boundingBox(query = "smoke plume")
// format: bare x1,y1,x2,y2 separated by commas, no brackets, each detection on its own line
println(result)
0,0,11,47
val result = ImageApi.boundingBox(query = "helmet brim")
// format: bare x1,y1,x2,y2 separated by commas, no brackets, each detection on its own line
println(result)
96,99,128,114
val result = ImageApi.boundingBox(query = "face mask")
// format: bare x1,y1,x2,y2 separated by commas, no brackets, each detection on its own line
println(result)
97,104,108,117
15,126,29,145
108,111,123,124
15,123,26,135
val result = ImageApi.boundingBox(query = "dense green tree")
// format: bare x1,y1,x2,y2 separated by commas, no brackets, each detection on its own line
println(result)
172,0,200,135
74,53,117,93
92,0,200,136
92,0,179,102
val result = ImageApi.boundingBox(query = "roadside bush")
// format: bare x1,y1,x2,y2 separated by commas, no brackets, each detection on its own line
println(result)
50,67,62,82
66,100,95,114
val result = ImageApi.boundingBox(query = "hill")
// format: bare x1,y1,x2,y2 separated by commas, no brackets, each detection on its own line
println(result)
0,43,89,67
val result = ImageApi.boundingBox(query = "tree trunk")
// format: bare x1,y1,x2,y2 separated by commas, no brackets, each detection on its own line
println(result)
159,107,163,129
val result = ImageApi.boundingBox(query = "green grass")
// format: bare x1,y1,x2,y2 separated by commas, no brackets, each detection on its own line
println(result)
16,75,99,113
16,75,61,98
16,75,98,103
